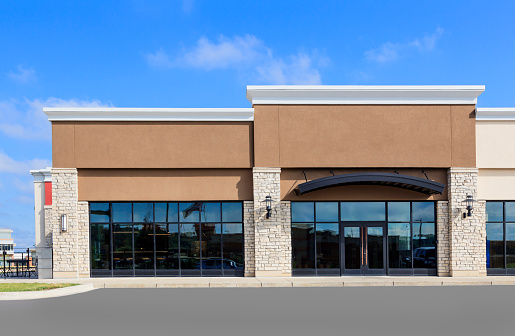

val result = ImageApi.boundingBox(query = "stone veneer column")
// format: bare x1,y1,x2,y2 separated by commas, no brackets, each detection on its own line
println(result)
50,168,90,278
253,168,291,277
448,168,487,277
436,201,450,276
243,201,255,277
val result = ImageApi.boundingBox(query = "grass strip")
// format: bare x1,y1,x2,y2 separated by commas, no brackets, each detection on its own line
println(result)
0,283,79,292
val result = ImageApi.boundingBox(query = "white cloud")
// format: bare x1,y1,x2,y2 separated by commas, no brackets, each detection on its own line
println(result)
12,178,33,194
0,151,51,175
145,34,327,84
365,28,444,63
0,98,111,141
7,65,36,84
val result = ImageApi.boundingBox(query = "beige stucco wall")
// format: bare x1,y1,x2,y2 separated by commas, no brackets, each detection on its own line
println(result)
476,121,515,200
476,121,515,168
478,169,515,200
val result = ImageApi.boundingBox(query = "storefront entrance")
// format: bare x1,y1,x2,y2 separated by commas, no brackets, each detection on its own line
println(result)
291,201,437,276
342,222,386,275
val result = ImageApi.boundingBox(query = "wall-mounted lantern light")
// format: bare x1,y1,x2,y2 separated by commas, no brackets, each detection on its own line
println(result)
463,195,475,218
61,214,68,232
262,195,273,219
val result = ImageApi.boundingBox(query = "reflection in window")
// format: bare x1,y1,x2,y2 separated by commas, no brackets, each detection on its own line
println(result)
90,202,243,276
507,224,515,269
341,202,385,221
487,222,504,269
292,224,315,269
485,201,515,272
388,223,411,268
112,224,132,270
292,202,314,222
222,203,243,222
180,223,200,269
91,223,110,270
90,203,110,223
486,202,503,222
112,203,132,223
155,224,179,270
223,224,244,267
180,203,201,222
316,202,338,222
388,202,410,222
134,224,154,270
412,202,435,222
133,203,153,223
412,222,436,269
316,223,339,269
201,203,221,222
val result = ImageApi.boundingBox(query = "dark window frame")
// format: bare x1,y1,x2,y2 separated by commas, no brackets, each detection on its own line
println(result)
90,201,244,277
486,201,515,276
291,201,437,276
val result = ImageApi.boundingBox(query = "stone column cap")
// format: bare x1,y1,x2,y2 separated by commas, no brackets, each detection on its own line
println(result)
253,167,281,173
449,167,479,173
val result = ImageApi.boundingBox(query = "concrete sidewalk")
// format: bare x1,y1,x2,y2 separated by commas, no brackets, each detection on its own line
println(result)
2,276,515,288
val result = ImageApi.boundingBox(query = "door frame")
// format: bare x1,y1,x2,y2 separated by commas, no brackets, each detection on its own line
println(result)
340,221,387,276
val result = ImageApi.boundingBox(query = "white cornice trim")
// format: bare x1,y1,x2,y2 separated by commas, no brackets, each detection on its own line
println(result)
246,85,485,105
476,108,515,121
43,108,254,122
30,167,52,182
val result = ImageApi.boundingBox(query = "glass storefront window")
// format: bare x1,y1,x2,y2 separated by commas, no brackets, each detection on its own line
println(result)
388,202,410,222
412,202,435,222
485,201,515,274
112,203,132,223
506,224,515,269
90,223,110,269
388,223,411,269
486,202,503,222
341,202,385,221
316,223,339,269
316,202,338,222
180,203,201,222
133,203,153,223
412,222,436,269
292,202,314,222
90,202,244,277
222,203,243,222
486,222,504,269
90,203,110,223
292,223,315,269
155,223,179,270
291,201,436,275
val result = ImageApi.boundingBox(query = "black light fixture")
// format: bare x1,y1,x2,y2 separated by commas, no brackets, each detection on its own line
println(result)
263,195,273,219
463,195,475,218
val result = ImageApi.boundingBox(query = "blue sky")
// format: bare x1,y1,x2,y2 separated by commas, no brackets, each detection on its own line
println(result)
1,0,514,247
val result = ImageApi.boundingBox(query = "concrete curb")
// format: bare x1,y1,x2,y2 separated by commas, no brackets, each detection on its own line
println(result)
0,284,96,301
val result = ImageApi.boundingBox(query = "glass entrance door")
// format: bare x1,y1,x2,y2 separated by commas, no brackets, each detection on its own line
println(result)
341,223,386,275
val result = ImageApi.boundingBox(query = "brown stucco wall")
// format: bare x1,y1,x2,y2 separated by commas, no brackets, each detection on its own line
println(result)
52,121,253,168
78,169,253,201
253,104,476,168
281,168,448,201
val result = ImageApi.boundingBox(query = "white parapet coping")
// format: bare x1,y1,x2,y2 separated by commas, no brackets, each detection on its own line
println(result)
43,108,255,122
30,167,52,182
246,85,485,105
476,108,515,121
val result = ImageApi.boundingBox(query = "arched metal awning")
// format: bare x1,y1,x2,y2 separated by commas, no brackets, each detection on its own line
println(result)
295,173,445,195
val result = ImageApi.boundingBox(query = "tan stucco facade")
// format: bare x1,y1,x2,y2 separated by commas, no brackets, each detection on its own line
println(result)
35,85,504,279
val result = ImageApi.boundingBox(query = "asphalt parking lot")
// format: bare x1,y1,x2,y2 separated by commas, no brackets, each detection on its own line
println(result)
2,286,514,336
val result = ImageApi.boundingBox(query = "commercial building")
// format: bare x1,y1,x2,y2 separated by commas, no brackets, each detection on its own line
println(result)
0,228,15,267
30,85,515,278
